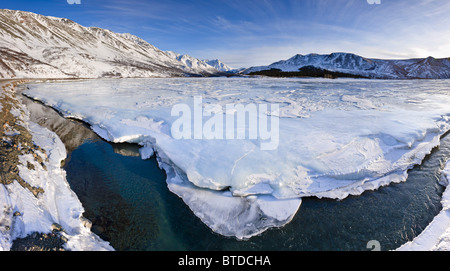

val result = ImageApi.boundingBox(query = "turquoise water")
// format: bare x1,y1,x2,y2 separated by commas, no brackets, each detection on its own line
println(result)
63,134,447,251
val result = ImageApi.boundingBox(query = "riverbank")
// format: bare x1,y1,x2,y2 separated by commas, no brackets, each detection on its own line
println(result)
0,79,113,251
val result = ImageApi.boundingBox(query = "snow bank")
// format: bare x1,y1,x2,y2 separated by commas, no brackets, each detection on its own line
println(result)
0,82,113,251
23,78,450,239
15,122,113,251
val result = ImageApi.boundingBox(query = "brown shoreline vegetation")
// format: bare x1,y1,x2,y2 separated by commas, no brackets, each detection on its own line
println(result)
1,80,66,251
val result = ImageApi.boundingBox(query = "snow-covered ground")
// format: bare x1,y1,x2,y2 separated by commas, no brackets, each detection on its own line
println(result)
22,77,450,243
0,81,113,251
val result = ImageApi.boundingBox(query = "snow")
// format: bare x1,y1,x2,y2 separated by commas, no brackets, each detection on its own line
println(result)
164,51,219,74
23,77,450,240
203,59,235,72
0,9,227,79
158,154,301,239
11,124,112,251
242,53,450,79
397,160,450,251
0,83,113,251
0,126,113,250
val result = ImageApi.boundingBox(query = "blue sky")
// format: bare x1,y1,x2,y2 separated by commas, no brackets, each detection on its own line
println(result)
2,0,450,68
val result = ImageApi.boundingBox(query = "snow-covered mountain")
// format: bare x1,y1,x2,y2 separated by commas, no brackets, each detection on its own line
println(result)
203,59,235,72
0,9,222,79
2,9,448,80
242,52,450,79
164,51,219,74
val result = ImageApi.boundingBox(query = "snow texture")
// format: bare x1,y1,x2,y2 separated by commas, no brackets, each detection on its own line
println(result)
164,51,219,74
0,9,228,79
203,59,236,72
23,77,450,240
0,83,113,251
243,53,450,79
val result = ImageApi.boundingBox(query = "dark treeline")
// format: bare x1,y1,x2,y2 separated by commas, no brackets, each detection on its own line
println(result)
248,65,368,79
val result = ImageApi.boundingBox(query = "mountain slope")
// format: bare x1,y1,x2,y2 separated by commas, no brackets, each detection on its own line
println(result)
203,59,235,72
243,53,450,79
164,51,218,75
0,9,220,78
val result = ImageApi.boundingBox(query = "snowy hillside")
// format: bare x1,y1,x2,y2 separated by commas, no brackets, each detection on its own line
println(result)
0,9,223,79
203,59,235,72
164,51,219,74
243,53,450,79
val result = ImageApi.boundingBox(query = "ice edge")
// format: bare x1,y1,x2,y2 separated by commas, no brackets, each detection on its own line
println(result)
397,154,450,251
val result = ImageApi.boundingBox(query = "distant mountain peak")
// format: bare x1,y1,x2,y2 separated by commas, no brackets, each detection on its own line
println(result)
243,52,450,79
164,51,219,74
203,59,235,72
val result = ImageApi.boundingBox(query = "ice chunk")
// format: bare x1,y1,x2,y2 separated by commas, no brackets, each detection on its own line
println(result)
139,143,155,160
157,152,301,239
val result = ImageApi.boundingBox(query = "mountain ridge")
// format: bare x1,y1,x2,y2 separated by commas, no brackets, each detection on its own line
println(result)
164,51,219,74
242,52,450,79
1,9,450,80
0,9,228,79
203,59,236,72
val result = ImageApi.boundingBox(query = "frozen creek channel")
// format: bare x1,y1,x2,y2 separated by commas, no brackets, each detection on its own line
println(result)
17,77,450,250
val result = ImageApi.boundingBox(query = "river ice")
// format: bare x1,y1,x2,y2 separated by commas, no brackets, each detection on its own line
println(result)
23,77,450,239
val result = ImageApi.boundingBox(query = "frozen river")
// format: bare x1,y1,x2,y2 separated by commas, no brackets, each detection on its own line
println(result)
23,77,450,247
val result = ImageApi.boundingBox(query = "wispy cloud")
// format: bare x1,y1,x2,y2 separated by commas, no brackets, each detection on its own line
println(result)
5,0,450,67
